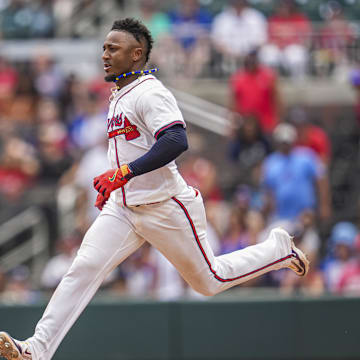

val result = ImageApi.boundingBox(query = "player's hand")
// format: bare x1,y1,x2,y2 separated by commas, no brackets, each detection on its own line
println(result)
94,192,107,211
93,165,133,200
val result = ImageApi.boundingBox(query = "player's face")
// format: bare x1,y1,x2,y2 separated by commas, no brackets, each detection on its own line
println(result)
102,30,142,82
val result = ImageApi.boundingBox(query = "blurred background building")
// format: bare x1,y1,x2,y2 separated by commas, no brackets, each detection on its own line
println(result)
2,0,360,304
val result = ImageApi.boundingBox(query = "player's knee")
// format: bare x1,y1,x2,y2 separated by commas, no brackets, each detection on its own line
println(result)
195,287,216,297
68,252,104,276
189,278,220,297
70,232,107,274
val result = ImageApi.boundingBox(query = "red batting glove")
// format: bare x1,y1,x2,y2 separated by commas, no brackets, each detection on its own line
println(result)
93,164,133,201
95,192,107,211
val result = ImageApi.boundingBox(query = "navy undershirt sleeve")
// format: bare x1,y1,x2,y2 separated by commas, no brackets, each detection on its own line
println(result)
128,124,188,177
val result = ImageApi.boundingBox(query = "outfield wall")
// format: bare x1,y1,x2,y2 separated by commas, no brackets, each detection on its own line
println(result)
1,296,359,360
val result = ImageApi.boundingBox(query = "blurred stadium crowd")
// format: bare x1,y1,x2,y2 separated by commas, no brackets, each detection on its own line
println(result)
2,0,360,303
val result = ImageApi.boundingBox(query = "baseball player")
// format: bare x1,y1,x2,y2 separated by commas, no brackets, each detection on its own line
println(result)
0,18,309,360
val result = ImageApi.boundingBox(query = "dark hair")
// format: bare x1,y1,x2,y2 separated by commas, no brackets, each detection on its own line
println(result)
111,18,153,63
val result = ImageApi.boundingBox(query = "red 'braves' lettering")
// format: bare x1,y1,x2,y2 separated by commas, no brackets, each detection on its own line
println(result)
107,113,123,130
107,115,140,141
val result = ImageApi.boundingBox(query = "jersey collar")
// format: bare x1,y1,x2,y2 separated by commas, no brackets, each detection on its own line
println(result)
111,74,155,99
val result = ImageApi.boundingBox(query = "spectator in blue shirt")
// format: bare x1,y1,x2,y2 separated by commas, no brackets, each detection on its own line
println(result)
321,221,358,292
262,123,331,222
168,0,213,78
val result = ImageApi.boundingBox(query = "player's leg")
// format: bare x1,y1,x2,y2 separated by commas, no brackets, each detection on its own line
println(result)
136,188,309,296
0,200,144,360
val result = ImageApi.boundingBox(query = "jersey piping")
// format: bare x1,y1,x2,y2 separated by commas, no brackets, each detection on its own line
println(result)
114,77,156,104
110,77,156,207
154,120,185,139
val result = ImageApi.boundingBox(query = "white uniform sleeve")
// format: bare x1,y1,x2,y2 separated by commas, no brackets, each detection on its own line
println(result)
136,86,186,139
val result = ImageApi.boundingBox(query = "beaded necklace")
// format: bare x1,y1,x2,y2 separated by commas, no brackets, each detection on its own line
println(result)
109,68,159,101
115,67,159,81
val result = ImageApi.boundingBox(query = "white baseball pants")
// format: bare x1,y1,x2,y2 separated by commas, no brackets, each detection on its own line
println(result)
27,187,293,360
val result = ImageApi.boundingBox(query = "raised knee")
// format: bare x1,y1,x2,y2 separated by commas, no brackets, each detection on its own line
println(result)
189,278,220,297
196,287,217,297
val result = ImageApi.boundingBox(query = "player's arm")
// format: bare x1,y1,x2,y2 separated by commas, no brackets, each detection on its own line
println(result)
93,124,187,209
129,124,187,176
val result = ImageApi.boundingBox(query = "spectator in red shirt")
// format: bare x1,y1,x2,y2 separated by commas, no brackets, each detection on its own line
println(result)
259,0,311,78
179,154,222,202
229,49,282,134
0,56,18,97
289,107,331,165
0,134,39,202
0,56,19,116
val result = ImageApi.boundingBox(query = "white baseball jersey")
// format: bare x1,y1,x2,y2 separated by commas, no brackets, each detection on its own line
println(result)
106,74,188,206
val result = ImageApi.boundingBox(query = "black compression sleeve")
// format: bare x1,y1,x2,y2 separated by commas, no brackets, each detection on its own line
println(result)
128,124,188,176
